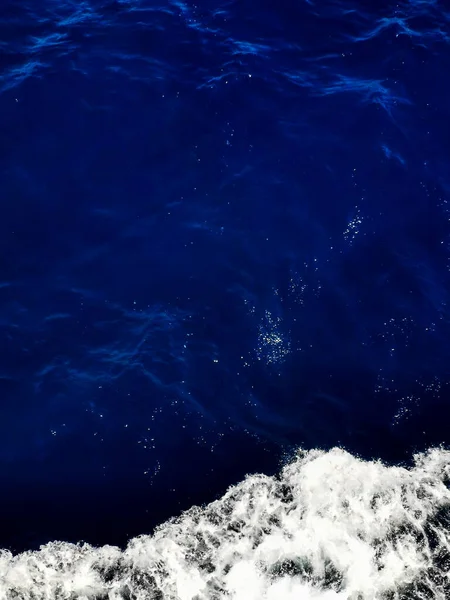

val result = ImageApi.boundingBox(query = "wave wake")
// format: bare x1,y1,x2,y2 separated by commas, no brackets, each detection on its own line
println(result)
1,446,450,599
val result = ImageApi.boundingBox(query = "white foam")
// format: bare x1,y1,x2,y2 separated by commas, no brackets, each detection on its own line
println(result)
1,446,450,599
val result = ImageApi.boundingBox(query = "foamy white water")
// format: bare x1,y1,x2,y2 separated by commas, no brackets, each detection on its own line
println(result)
1,447,450,600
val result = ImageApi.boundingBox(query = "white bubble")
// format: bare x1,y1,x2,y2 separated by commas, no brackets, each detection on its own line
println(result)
1,446,450,599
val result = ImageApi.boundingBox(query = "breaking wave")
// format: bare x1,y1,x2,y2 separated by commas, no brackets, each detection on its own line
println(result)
2,446,450,600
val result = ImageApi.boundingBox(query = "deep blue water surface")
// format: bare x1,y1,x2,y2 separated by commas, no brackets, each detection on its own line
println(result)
1,0,450,555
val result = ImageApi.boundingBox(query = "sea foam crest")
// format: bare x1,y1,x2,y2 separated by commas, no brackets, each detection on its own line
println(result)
1,446,450,599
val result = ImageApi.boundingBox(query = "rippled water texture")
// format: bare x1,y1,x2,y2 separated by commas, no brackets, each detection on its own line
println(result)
1,0,450,595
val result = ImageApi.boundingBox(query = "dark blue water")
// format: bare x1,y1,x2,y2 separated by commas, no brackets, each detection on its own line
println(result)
1,0,450,560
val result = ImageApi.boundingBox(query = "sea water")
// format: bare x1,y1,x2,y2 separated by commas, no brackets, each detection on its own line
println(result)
1,0,450,597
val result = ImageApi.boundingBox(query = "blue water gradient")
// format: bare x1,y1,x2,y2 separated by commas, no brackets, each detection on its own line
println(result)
1,0,450,566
